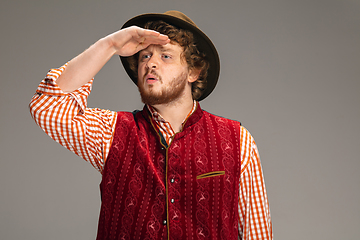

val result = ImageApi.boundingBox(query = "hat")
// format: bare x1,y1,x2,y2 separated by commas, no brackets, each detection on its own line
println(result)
120,10,220,101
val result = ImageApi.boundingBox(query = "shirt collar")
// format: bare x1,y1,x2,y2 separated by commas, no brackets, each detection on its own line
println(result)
147,100,197,126
147,100,197,144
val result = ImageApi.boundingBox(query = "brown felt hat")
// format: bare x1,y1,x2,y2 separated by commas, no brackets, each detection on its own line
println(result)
120,10,220,101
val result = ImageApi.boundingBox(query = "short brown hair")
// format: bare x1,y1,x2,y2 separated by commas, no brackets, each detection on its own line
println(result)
127,20,209,100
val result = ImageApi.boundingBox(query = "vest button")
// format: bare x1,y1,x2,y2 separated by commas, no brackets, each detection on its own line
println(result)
163,219,167,225
170,199,175,203
170,178,175,183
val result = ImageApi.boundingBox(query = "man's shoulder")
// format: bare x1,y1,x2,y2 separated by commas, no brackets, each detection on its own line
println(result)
200,110,256,142
116,108,146,118
202,110,241,126
114,109,150,129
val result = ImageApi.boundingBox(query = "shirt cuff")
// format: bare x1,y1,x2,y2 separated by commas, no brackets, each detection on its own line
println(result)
35,63,93,114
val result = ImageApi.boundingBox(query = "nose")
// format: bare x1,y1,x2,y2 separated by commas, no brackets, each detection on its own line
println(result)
146,55,159,70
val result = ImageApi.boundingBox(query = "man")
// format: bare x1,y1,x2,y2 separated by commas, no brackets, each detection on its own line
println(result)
30,11,272,240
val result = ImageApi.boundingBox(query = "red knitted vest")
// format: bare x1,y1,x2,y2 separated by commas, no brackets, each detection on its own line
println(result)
97,104,241,240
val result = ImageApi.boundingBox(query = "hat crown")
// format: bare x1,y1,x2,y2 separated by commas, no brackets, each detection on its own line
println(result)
163,10,197,27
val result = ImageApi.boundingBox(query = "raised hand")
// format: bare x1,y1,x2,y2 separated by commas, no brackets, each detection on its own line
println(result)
56,26,169,93
108,26,170,57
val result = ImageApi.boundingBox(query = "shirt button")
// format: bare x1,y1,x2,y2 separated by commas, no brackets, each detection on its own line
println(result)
163,220,167,225
170,199,175,203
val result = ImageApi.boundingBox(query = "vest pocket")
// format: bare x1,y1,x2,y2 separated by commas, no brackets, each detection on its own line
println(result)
196,171,225,180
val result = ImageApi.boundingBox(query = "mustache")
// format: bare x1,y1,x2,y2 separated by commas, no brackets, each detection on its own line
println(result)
143,69,162,82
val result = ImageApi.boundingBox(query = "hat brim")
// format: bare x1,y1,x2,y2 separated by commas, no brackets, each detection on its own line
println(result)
120,13,220,101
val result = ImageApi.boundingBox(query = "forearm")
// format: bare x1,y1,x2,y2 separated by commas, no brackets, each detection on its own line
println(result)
56,26,170,93
56,37,116,93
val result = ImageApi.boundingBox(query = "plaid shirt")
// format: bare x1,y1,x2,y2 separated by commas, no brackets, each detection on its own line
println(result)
29,64,273,239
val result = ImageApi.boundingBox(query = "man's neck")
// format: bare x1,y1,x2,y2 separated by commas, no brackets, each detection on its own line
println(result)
151,98,195,133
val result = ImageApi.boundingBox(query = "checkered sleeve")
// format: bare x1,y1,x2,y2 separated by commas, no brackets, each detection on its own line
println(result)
238,126,273,239
29,64,117,173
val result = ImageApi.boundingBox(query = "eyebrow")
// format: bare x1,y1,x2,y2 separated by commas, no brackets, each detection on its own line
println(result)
159,46,176,52
139,45,177,54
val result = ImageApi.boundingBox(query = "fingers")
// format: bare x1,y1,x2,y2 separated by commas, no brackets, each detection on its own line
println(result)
110,26,170,57
136,28,170,45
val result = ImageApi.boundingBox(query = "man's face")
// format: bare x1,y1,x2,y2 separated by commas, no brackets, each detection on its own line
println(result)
137,42,193,105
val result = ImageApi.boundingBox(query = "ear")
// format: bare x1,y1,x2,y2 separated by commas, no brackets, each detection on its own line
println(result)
188,68,201,83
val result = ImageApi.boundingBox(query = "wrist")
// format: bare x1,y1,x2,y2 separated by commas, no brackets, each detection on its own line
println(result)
97,36,117,56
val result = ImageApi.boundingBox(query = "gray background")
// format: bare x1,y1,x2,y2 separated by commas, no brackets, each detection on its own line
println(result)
1,0,359,239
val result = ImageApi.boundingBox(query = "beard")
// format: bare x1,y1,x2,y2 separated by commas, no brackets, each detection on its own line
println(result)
138,70,188,106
